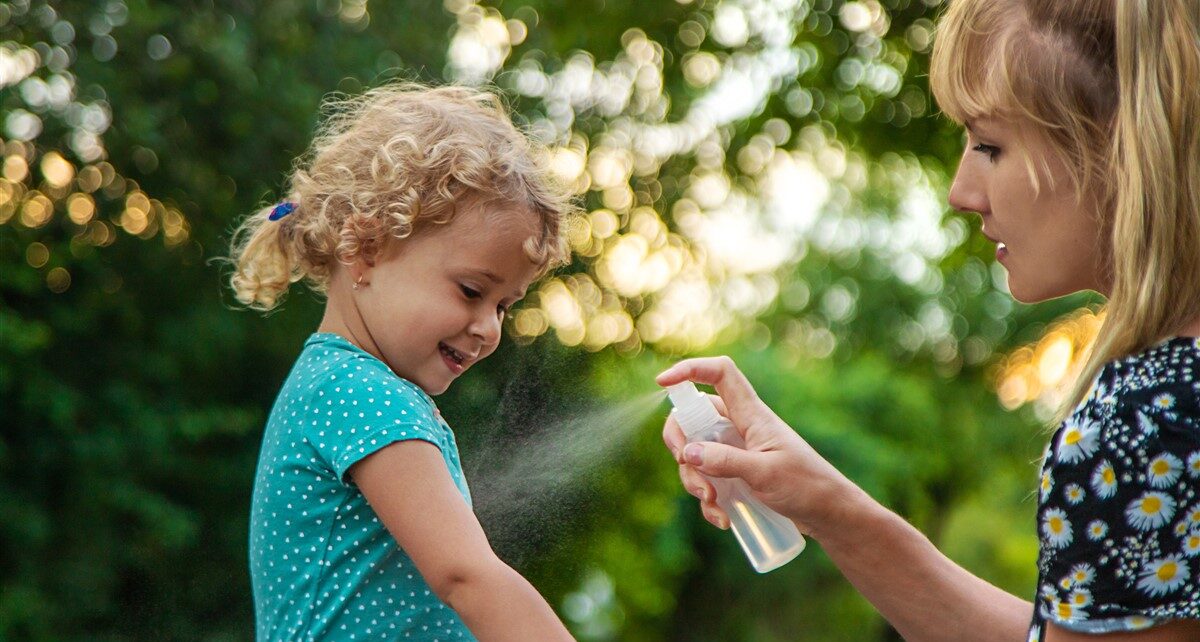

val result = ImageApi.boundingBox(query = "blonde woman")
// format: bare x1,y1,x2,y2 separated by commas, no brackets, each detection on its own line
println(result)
660,1,1200,640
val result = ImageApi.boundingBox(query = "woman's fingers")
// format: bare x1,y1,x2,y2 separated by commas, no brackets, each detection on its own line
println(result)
656,356,763,425
678,464,713,501
679,464,726,528
662,415,687,463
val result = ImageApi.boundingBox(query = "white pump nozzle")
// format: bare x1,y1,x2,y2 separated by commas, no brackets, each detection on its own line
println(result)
666,381,727,439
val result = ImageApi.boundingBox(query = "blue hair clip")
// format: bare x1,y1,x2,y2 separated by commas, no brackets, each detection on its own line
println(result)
268,201,297,221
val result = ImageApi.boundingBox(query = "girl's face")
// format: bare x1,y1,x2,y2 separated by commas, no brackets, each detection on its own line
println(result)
947,117,1109,303
354,204,541,395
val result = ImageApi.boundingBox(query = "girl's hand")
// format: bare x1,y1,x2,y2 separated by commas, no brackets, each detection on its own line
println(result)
657,356,858,540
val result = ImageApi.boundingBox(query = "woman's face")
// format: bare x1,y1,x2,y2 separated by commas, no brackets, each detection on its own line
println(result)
947,117,1109,303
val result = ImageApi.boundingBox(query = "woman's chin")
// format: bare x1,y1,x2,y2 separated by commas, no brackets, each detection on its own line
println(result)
1006,275,1082,304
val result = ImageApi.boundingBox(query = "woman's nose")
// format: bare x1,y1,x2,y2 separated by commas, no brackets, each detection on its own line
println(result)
948,162,987,215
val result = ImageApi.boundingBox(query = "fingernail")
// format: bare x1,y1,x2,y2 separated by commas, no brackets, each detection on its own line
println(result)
683,443,704,466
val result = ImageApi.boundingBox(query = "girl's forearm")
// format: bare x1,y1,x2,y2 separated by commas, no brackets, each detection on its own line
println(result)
443,560,574,641
812,486,1032,642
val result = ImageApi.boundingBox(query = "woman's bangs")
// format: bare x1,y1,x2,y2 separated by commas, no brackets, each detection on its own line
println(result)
930,0,1023,125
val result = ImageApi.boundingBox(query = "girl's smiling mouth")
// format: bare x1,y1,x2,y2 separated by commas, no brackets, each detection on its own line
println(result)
439,342,469,373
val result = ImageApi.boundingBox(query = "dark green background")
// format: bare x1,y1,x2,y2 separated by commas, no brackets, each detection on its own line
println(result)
1,1,1086,639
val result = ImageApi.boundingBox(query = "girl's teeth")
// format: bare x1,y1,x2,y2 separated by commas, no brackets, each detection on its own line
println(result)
441,344,463,364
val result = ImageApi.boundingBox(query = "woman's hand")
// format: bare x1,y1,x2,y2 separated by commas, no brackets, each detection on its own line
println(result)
658,356,858,540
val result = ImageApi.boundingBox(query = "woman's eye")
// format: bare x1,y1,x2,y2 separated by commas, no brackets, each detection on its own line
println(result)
460,285,481,299
972,143,1001,162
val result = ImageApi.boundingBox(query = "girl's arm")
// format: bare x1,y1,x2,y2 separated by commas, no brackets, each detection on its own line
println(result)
350,440,574,642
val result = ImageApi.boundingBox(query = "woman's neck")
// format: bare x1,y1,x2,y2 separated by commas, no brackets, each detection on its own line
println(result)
1177,317,1200,338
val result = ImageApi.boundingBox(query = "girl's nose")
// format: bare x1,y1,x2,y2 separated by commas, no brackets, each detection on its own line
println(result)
469,309,502,345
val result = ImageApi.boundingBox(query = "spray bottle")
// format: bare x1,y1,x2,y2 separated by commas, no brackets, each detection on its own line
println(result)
667,381,805,573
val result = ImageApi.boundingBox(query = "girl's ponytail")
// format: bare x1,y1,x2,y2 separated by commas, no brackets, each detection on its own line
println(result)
228,201,308,311
1066,0,1200,412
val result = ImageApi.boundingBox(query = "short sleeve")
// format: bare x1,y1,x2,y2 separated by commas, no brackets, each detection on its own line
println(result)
1034,375,1200,634
305,364,444,483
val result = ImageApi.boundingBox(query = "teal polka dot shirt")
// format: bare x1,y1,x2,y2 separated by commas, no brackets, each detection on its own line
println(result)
250,333,476,641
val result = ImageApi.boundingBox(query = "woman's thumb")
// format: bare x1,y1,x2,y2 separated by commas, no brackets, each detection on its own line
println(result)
683,441,757,480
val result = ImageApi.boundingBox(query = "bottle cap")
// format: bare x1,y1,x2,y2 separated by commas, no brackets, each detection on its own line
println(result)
666,381,726,439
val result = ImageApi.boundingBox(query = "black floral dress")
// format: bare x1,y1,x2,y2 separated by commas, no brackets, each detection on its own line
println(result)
1029,337,1200,641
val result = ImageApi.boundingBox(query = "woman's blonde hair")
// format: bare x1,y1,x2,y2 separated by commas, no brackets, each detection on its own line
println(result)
930,0,1200,416
227,82,575,311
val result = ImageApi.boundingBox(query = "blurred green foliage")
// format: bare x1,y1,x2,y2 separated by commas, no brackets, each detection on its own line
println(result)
0,0,1085,640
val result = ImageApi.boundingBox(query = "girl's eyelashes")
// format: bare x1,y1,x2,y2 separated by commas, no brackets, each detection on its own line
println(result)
972,142,1001,162
462,283,511,316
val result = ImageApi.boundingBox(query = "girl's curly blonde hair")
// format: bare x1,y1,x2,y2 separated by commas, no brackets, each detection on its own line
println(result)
227,82,575,311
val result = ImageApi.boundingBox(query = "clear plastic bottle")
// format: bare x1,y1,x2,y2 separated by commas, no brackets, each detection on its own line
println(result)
667,381,805,573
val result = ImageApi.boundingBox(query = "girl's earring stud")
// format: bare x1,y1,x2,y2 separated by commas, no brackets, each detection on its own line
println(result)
353,274,364,291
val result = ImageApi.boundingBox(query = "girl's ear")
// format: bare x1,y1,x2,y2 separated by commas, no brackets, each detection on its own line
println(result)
348,256,374,289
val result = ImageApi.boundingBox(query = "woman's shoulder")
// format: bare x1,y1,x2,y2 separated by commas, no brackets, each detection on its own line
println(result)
1090,337,1200,420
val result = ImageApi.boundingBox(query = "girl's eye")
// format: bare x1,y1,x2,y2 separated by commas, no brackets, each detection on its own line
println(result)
460,285,482,299
496,304,509,318
972,143,1001,162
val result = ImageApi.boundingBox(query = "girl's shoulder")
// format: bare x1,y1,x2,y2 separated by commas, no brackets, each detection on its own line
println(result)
272,333,456,482
289,332,438,418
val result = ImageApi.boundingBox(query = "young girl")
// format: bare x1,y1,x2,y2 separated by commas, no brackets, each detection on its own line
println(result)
229,83,576,641
659,1,1200,641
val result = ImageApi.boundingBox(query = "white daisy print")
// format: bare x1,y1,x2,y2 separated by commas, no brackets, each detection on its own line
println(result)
1153,393,1176,409
1186,505,1200,525
1040,469,1054,502
1137,554,1190,596
1064,483,1085,505
1124,615,1155,630
1126,491,1177,531
1026,625,1040,642
1183,532,1200,557
1087,519,1108,541
1050,598,1088,623
1187,452,1200,478
1067,588,1092,609
1069,563,1095,586
1137,411,1159,436
1090,460,1117,499
1146,452,1183,488
1042,508,1073,548
1057,417,1100,464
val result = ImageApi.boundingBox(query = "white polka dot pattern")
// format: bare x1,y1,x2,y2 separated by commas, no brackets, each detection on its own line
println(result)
249,333,475,640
